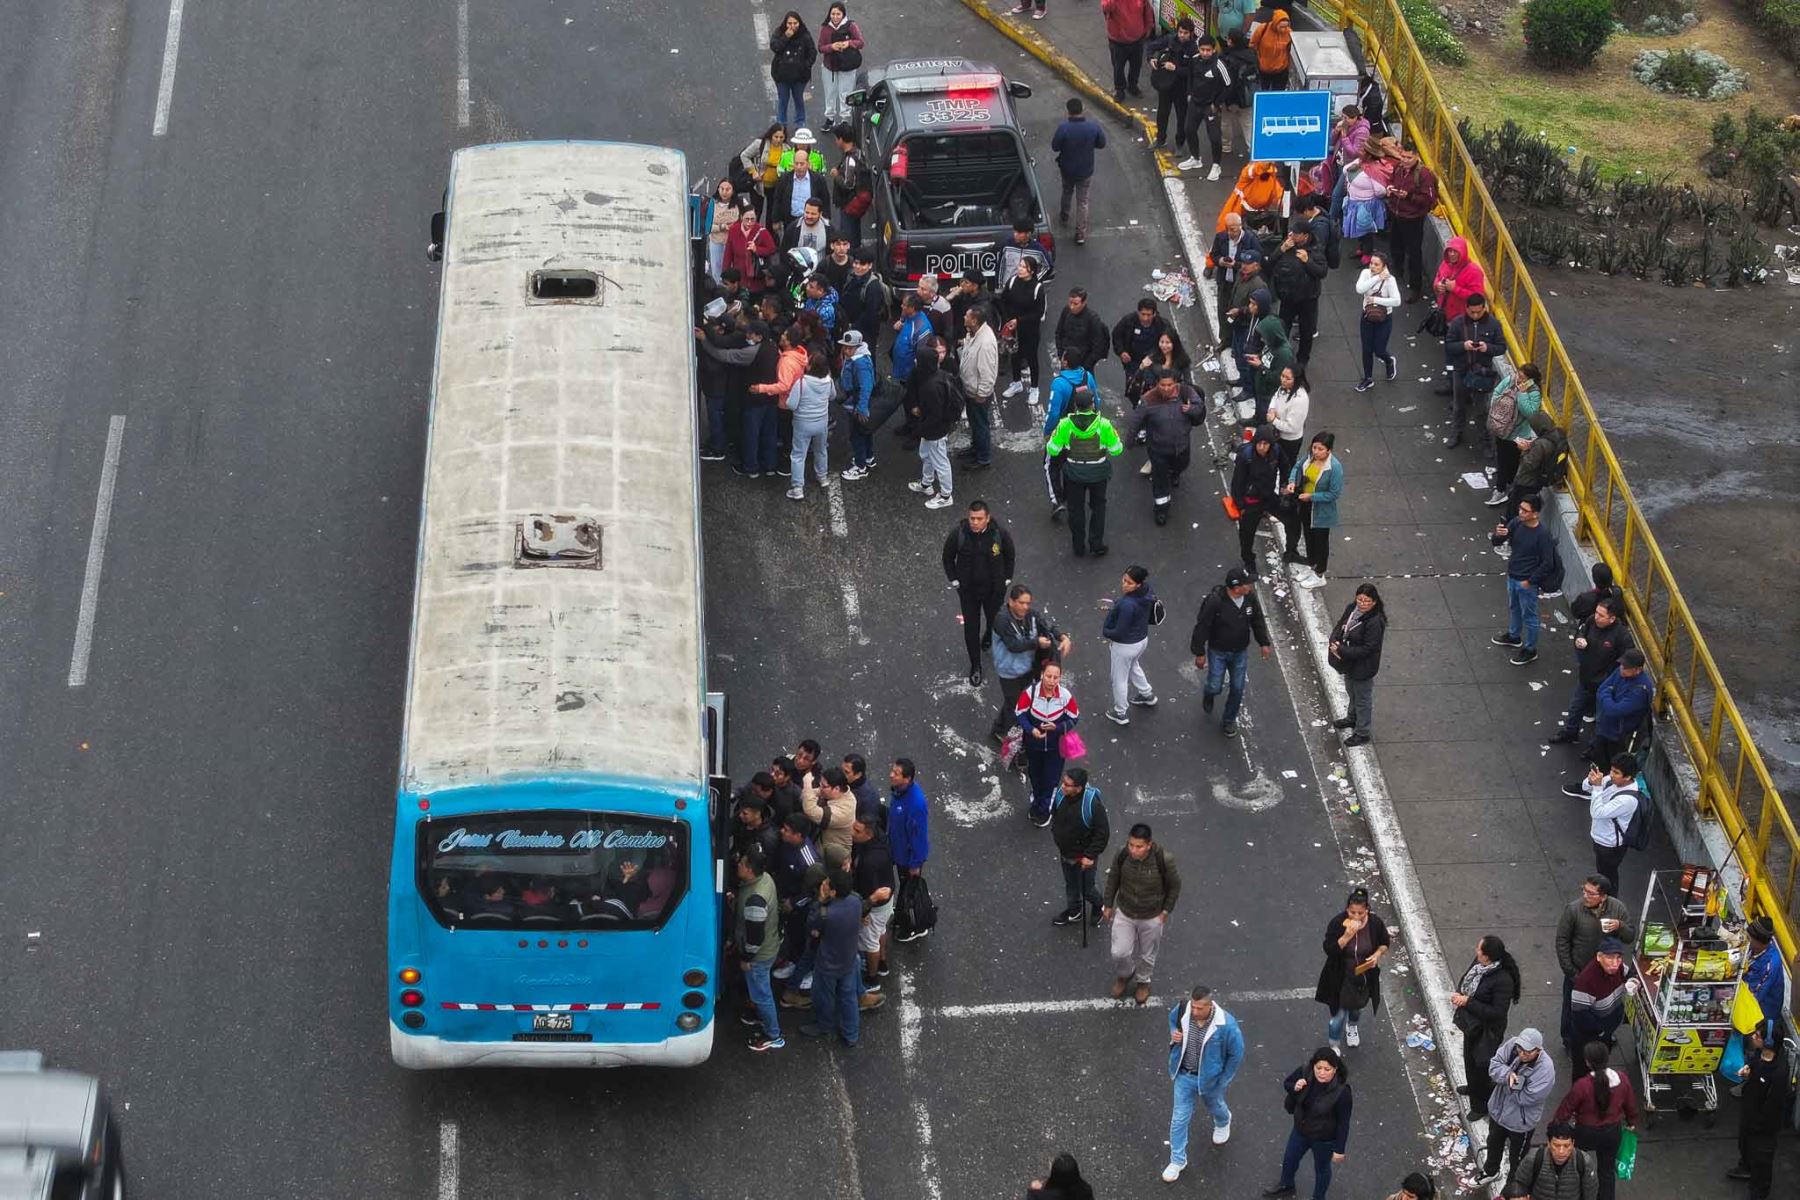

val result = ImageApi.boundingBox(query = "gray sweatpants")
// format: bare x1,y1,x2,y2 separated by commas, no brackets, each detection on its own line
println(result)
1111,913,1165,983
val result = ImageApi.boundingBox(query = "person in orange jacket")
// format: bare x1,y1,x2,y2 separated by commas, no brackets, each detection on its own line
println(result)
1216,162,1286,236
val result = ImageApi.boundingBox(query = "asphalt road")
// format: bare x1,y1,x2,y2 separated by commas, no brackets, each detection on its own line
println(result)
0,2,1441,1196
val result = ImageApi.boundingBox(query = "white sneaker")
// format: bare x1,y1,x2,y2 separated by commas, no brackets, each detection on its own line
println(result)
1345,1024,1361,1048
1329,1041,1343,1056
841,466,868,481
1028,387,1040,405
1140,460,1153,476
786,487,805,501
908,481,936,495
1176,156,1205,171
924,493,954,509
1212,1122,1232,1144
1161,1163,1184,1183
1483,488,1508,506
1299,570,1328,590
1003,380,1025,398
1206,163,1222,181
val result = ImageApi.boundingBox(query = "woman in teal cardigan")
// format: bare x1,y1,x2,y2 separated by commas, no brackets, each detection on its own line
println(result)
1282,431,1344,590
1486,363,1542,506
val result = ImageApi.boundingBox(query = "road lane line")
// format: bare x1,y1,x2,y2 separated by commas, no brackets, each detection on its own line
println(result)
438,1121,459,1200
931,988,1313,1018
67,416,126,688
151,0,186,136
826,475,849,539
456,0,471,127
897,967,946,1200
748,8,780,112
826,1061,866,1197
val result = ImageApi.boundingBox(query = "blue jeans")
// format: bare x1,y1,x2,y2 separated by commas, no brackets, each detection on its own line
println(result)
1204,647,1250,725
704,391,727,456
1506,576,1541,650
1358,315,1392,383
1280,1129,1337,1200
743,404,778,474
791,414,829,490
966,395,993,464
776,80,806,127
1326,1006,1362,1042
848,420,874,468
1169,1072,1232,1166
811,968,860,1044
744,958,780,1040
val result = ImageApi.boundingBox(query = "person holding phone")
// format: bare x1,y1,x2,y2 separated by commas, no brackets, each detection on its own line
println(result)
1015,661,1080,828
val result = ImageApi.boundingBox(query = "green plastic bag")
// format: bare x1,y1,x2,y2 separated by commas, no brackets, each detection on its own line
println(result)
1616,1127,1638,1181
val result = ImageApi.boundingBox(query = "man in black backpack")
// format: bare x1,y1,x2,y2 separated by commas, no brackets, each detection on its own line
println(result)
1050,768,1110,928
1190,567,1272,738
1101,823,1181,1005
1502,1122,1597,1200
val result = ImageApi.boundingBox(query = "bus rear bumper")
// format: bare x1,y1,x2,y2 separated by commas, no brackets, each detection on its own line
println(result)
389,1021,713,1069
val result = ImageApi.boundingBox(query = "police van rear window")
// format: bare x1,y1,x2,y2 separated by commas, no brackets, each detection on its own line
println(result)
893,132,1032,230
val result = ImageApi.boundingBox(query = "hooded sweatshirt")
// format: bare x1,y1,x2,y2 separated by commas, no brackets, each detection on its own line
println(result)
1485,1036,1558,1135
1433,236,1486,321
1231,428,1283,508
1045,366,1100,435
838,342,875,418
1512,409,1566,491
1253,316,1296,405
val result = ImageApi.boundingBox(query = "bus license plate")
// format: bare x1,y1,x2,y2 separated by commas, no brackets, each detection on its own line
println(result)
532,1012,573,1032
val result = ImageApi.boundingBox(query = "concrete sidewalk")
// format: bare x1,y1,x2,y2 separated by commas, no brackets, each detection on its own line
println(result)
963,0,1798,1193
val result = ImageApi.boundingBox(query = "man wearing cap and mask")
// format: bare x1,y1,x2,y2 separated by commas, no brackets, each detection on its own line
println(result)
1190,566,1272,738
1479,1027,1556,1188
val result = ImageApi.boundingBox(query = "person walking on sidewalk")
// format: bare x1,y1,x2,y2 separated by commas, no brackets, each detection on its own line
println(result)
1548,596,1633,746
1051,99,1108,246
1101,566,1160,726
1503,1123,1599,1200
1127,369,1206,527
989,585,1071,741
1554,877,1637,1068
1191,565,1272,738
942,499,1015,686
1574,752,1643,898
1162,985,1247,1182
1103,823,1181,1004
1326,582,1385,747
1050,768,1109,927
1315,888,1390,1052
1178,35,1235,179
1017,662,1080,827
1231,425,1284,575
1477,1028,1556,1187
1354,251,1402,391
1046,386,1123,557
1101,0,1155,100
1147,18,1197,151
1552,1042,1639,1200
1490,493,1559,666
1280,430,1341,592
735,848,786,1052
1262,1046,1354,1199
1452,934,1523,1120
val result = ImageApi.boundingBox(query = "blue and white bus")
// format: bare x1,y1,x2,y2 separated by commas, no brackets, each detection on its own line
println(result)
389,142,728,1069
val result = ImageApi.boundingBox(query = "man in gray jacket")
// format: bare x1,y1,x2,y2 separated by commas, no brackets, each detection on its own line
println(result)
958,306,1000,469
1479,1028,1557,1186
1124,369,1206,525
1553,877,1637,1060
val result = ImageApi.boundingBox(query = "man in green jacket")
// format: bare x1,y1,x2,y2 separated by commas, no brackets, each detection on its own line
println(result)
1249,314,1295,427
1045,386,1124,557
1102,822,1183,1005
736,848,785,1052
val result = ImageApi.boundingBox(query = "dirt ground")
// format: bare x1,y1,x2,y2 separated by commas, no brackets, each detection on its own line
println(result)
1537,273,1800,792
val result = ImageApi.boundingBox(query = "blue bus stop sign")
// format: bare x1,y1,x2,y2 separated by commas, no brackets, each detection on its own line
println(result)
1250,90,1333,163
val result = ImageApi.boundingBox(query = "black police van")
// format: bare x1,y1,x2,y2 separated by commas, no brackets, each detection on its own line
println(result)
846,59,1055,286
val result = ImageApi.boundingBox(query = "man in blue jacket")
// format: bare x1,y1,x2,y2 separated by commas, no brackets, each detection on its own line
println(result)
887,758,932,938
1561,649,1653,797
1164,985,1246,1182
1050,98,1108,246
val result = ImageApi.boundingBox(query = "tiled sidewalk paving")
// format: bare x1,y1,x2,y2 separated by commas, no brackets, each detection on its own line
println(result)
958,0,1797,1192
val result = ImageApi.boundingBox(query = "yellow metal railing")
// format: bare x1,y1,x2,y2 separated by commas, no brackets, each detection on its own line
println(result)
1286,0,1798,961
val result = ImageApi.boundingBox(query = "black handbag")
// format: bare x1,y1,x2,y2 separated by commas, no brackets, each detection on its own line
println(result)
1339,965,1371,1011
1419,305,1448,338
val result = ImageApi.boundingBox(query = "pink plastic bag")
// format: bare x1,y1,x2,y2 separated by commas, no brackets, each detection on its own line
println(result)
1059,729,1087,759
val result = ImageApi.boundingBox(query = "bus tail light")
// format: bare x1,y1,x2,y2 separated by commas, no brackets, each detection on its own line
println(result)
682,969,708,988
675,1012,703,1032
401,1011,426,1029
681,991,707,1009
400,989,425,1008
399,968,422,985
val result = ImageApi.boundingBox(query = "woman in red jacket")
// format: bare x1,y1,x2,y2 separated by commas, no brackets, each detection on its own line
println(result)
723,208,778,295
1552,1041,1638,1200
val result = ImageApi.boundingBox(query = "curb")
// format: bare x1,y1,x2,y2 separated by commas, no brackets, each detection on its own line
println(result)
954,0,1178,176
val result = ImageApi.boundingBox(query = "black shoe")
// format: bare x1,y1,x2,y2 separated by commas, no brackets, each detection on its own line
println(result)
1113,88,1126,101
1726,1166,1753,1180
1222,721,1238,738
1202,692,1215,714
1343,733,1371,747
1090,545,1109,558
1127,84,1144,98
1466,1107,1489,1122
1051,909,1082,926
966,458,992,470
1548,729,1580,744
1262,1187,1297,1198
1510,648,1538,666
1332,717,1356,730
1090,905,1105,926
1072,545,1087,557
1490,632,1522,647
1454,1084,1473,1096
1154,508,1169,526
1433,384,1453,397
1443,432,1462,448
969,666,984,687
1561,781,1589,799
1051,503,1067,523
1384,355,1399,381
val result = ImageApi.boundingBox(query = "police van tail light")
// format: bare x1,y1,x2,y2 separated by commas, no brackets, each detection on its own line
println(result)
890,239,912,279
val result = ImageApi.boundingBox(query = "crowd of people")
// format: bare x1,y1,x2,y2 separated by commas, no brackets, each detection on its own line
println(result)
697,2,1791,1196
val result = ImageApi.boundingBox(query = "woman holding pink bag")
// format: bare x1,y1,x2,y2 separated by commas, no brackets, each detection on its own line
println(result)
1016,661,1082,828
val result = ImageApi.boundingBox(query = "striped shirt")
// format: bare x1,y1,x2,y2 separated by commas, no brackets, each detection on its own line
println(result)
1017,683,1079,726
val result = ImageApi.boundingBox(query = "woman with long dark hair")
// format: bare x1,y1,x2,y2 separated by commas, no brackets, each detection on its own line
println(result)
1026,1152,1095,1200
1314,888,1389,1052
768,11,817,128
1326,582,1385,747
1552,1041,1639,1200
1264,1046,1354,1199
1000,254,1049,403
1449,934,1520,1119
1016,661,1080,828
1281,431,1342,592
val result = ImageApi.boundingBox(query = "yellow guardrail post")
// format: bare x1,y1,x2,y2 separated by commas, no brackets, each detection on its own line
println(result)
1291,0,1797,964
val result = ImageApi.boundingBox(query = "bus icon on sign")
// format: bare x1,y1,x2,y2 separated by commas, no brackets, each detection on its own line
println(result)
1260,114,1322,136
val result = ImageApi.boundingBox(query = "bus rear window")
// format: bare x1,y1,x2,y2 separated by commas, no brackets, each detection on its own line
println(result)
894,131,1036,230
418,810,687,931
